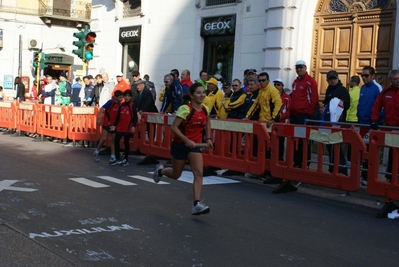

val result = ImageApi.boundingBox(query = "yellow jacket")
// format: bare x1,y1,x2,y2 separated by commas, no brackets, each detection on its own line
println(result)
203,88,224,117
158,86,172,113
246,83,282,121
218,95,232,119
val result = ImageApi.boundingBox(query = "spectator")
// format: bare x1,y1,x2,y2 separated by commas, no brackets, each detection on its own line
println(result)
346,75,360,123
371,69,399,183
158,85,171,113
112,72,130,96
181,69,193,95
357,66,381,186
93,90,124,165
196,70,208,92
245,72,281,127
56,72,71,106
71,77,82,107
112,90,138,166
41,75,56,105
80,75,95,106
30,81,38,100
273,78,291,167
134,80,159,165
357,66,382,124
14,76,25,102
88,74,104,106
130,70,141,98
242,77,261,121
218,82,232,119
346,75,360,163
203,77,223,118
125,78,131,87
100,72,115,108
242,69,250,93
170,69,179,80
160,74,183,114
290,60,319,168
143,74,156,103
322,70,350,175
0,86,4,101
226,79,246,119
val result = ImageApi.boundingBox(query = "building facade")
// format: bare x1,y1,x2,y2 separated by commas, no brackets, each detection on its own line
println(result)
1,0,398,100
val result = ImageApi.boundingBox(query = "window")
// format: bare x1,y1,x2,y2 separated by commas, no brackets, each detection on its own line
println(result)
206,0,237,6
122,0,141,18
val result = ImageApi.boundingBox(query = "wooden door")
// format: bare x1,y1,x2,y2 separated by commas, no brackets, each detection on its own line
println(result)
312,0,396,98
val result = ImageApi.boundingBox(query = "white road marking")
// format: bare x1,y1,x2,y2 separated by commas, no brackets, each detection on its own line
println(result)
96,176,136,186
129,175,170,184
146,171,241,185
0,180,38,192
69,178,109,188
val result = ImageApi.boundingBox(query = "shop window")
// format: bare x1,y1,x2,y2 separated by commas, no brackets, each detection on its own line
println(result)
122,42,141,77
206,0,237,6
203,36,235,83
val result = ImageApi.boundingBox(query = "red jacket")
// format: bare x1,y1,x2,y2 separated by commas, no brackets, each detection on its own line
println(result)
371,85,399,126
280,92,291,121
102,99,120,127
291,72,319,117
114,101,138,133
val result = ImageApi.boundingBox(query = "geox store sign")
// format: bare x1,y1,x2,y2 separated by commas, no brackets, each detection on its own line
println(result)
201,15,236,36
119,25,141,43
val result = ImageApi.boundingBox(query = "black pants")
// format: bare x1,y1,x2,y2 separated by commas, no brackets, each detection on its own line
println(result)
290,114,311,167
115,133,130,161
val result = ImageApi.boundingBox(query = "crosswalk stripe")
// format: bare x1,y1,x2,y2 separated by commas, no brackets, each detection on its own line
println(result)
96,176,137,186
69,178,109,188
128,175,170,184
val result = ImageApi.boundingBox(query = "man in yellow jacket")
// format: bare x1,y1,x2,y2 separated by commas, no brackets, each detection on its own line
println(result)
245,72,282,127
204,77,224,118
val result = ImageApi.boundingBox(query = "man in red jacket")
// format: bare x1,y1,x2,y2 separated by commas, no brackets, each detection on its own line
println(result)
290,60,319,168
370,69,399,182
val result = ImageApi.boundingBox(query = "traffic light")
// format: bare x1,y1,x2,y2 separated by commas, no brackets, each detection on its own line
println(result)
40,53,48,70
84,30,96,62
72,25,96,63
33,52,40,68
72,30,85,59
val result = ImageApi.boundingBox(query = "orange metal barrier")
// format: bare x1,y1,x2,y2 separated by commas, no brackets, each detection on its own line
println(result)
270,123,366,192
36,104,68,139
366,130,399,216
0,101,16,130
67,106,100,142
139,113,174,159
16,102,37,134
202,119,270,175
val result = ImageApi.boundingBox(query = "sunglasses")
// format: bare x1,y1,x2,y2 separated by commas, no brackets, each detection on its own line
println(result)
361,74,370,78
258,79,267,82
232,84,239,87
133,75,139,77
164,81,170,84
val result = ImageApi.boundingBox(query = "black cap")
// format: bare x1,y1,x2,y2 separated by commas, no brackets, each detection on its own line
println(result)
248,68,257,74
222,82,231,88
327,70,338,79
87,75,94,79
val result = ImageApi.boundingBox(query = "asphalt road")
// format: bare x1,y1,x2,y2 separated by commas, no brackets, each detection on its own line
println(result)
0,133,398,267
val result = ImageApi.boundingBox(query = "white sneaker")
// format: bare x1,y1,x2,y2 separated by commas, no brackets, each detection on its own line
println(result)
191,201,210,215
94,151,99,162
153,163,163,183
360,177,367,186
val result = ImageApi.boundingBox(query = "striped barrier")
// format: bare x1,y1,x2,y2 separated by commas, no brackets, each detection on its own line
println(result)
36,104,68,139
366,130,399,217
16,102,37,134
270,123,366,193
0,101,16,130
67,106,100,142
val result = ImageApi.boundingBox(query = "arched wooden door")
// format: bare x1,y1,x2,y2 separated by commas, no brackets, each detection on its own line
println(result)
311,0,396,98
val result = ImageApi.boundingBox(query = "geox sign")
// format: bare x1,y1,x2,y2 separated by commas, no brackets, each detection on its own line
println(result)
119,25,141,43
201,15,236,36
